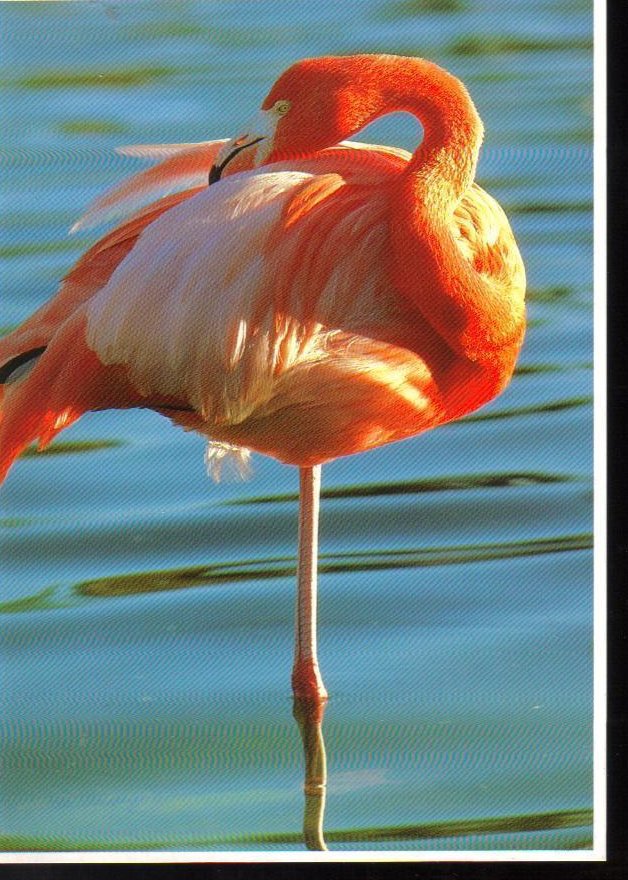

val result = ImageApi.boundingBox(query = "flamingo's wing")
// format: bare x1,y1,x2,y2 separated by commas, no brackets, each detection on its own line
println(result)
82,151,425,430
0,185,209,379
71,139,229,232
0,137,408,381
0,139,233,369
0,143,229,473
0,140,415,479
453,183,526,294
305,140,410,179
71,137,410,233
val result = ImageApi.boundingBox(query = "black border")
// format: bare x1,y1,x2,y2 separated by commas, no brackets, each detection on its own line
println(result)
2,1,624,878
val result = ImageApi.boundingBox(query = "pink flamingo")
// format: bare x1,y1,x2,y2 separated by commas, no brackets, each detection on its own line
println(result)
0,54,526,704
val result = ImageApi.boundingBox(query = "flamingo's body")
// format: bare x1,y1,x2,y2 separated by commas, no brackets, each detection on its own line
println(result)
0,55,525,701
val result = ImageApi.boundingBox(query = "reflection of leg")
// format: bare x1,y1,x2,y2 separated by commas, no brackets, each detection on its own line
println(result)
291,465,328,702
293,697,328,852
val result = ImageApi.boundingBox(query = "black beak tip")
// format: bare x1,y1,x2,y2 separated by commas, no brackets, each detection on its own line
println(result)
208,164,222,185
208,136,265,187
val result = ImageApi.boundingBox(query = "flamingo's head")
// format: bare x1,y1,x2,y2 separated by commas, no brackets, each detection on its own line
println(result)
209,56,383,181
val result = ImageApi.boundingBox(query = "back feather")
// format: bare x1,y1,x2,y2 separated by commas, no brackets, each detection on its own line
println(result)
0,141,224,481
70,140,227,232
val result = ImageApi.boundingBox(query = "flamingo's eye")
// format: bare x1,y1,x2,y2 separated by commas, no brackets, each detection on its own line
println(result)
273,100,291,116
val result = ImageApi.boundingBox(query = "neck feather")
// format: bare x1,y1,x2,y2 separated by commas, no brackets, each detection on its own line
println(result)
341,55,484,200
338,58,522,365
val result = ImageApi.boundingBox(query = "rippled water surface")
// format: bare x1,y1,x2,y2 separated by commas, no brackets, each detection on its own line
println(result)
1,0,593,855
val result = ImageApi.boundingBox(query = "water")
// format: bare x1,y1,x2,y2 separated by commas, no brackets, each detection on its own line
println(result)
0,0,593,855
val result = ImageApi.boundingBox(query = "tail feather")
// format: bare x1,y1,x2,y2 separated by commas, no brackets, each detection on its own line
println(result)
1,140,224,483
0,170,203,386
0,312,140,483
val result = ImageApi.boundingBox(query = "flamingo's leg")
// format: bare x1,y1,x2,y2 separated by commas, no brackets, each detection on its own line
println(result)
291,464,328,703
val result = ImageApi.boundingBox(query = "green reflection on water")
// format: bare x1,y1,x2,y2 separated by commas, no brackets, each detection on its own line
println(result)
514,363,574,375
229,471,574,505
378,0,467,19
0,806,592,851
0,517,34,528
15,65,177,90
0,239,84,259
0,585,66,614
461,396,592,423
57,119,127,135
68,533,591,601
125,22,208,40
509,201,592,215
451,35,592,56
527,285,573,303
20,439,126,458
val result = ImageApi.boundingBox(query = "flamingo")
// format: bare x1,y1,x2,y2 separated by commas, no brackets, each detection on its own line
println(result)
0,54,526,704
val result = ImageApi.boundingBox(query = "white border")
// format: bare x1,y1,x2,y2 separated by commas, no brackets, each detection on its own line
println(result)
0,850,608,864
0,0,605,865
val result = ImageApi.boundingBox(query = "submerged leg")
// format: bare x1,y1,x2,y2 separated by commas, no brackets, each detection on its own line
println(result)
291,464,328,702
293,696,328,850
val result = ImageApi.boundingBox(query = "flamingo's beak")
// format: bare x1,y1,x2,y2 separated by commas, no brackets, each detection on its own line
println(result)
208,135,267,184
208,111,277,184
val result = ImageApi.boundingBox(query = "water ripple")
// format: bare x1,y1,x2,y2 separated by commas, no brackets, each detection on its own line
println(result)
60,533,592,601
229,471,577,505
19,439,126,459
0,806,592,851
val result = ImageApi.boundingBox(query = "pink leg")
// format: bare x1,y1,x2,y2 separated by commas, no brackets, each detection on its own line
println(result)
291,465,328,703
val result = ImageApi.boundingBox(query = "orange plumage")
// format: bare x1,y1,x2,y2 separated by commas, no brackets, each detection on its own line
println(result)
0,53,526,701
0,56,526,480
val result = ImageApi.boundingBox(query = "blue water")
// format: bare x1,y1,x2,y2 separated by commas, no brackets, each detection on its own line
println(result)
1,0,593,854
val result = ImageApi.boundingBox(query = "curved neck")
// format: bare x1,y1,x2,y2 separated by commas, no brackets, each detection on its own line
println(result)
268,55,522,364
339,58,522,365
341,55,484,201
